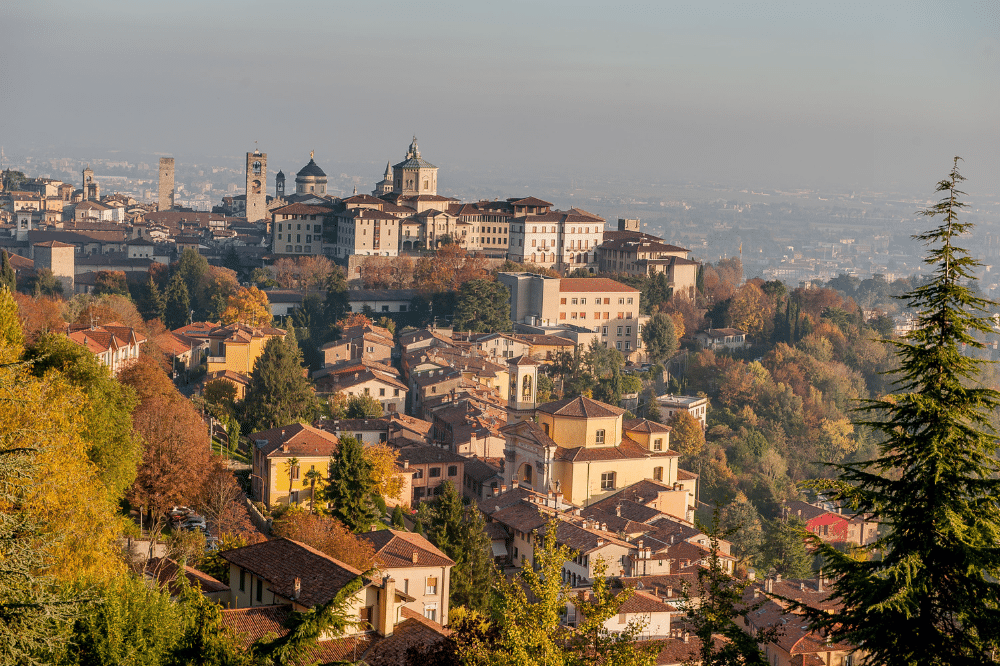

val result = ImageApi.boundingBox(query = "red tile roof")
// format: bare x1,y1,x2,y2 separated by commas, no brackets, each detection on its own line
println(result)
220,538,367,608
249,423,340,459
357,529,455,569
537,395,625,419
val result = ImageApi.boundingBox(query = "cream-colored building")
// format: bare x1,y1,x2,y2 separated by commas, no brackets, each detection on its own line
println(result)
597,234,699,301
357,529,455,625
502,391,690,508
271,202,331,256
499,273,646,359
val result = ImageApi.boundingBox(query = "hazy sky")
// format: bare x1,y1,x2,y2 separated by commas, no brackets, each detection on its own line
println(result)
2,1,998,195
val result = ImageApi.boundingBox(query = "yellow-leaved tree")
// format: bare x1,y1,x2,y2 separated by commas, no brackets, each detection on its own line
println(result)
220,285,272,327
0,289,125,584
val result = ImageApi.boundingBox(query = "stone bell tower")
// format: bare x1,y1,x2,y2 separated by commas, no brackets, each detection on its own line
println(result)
245,150,267,223
506,355,540,424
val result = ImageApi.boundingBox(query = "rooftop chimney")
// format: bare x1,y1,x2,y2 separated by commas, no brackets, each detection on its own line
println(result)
412,551,419,564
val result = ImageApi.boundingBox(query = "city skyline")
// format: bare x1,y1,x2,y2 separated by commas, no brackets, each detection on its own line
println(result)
2,1,998,196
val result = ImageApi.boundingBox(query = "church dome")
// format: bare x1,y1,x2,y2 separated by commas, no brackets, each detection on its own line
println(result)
296,158,326,178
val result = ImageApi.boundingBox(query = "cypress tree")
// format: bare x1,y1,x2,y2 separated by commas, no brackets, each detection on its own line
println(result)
164,273,190,329
807,159,1000,664
0,250,16,292
138,275,166,322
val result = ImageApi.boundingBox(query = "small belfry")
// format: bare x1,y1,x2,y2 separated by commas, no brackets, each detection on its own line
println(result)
506,355,539,425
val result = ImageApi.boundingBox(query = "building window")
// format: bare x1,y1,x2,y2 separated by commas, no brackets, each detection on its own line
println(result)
239,568,245,592
256,578,262,603
654,438,663,451
625,326,632,335
448,465,458,476
654,466,663,481
426,577,438,595
600,472,616,490
413,469,423,479
424,603,438,622
429,467,441,478
617,327,623,335
595,429,605,445
616,342,622,350
380,388,386,397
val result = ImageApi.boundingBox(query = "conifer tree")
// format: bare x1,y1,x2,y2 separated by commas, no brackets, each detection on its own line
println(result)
808,159,1000,664
164,272,191,329
322,436,380,533
425,482,495,613
241,336,317,431
0,250,15,292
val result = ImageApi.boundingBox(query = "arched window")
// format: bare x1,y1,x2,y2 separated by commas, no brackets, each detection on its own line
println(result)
253,161,262,175
522,374,532,402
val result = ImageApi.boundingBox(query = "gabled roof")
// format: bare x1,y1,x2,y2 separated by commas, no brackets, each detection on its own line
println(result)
624,418,672,435
271,203,332,216
356,529,455,569
509,196,553,207
500,419,558,449
219,538,366,608
248,423,340,458
554,436,678,463
536,395,625,419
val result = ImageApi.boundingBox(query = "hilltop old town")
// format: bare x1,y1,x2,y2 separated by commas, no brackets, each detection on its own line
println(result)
1,139,990,666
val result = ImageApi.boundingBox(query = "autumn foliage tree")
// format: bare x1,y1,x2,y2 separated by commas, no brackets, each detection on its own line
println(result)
271,505,377,572
220,285,272,327
119,356,213,520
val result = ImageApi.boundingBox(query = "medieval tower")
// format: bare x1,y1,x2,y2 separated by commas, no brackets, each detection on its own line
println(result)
245,150,267,223
158,157,175,211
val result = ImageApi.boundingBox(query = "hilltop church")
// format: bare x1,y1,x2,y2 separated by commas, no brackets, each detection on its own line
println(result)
501,356,697,520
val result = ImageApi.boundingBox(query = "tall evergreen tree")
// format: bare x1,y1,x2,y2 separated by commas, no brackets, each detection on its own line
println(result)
424,481,495,613
808,159,1000,664
164,273,191,329
322,436,380,533
241,336,316,431
137,274,166,322
0,250,15,292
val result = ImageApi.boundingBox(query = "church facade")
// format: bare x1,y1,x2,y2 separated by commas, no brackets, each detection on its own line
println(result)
501,359,695,517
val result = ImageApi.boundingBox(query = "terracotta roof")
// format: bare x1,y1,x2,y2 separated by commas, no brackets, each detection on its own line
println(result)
464,458,502,483
510,196,553,207
555,436,677,463
698,328,744,338
33,240,76,248
219,538,366,608
220,605,375,660
500,419,558,449
249,423,340,458
558,277,638,294
507,354,539,366
536,395,625,419
357,529,455,569
363,608,451,666
616,589,676,614
624,418,673,434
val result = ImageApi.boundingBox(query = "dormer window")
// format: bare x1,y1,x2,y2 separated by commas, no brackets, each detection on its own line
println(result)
595,429,606,445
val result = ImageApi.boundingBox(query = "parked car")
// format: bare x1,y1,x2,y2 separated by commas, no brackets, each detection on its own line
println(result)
181,514,207,532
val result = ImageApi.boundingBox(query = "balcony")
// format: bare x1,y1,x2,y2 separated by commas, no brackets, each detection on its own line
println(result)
207,356,226,364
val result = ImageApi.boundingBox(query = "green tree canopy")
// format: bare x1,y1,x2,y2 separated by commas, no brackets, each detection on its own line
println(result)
241,336,317,431
345,394,384,418
25,333,141,502
164,273,191,329
641,312,678,365
452,279,511,333
807,159,1000,664
321,436,380,533
0,250,15,292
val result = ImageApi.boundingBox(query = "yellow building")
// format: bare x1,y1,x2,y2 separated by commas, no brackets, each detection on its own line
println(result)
205,323,285,376
502,395,689,509
249,423,339,507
